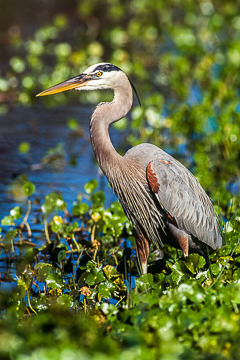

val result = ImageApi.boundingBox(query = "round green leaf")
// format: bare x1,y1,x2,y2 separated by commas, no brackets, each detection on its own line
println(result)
22,182,35,197
84,179,98,194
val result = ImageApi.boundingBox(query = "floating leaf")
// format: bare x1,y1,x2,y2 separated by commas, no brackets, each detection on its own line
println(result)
184,254,206,274
10,206,23,220
67,118,78,130
1,215,15,226
57,294,73,308
91,212,101,222
91,191,105,207
22,182,35,197
98,281,115,299
136,273,154,292
103,265,118,279
19,141,30,154
5,229,18,242
58,249,66,263
41,192,66,215
72,202,89,216
35,263,64,289
84,179,98,194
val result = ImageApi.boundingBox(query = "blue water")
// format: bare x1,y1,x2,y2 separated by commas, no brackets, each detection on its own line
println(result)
0,105,120,217
0,104,124,281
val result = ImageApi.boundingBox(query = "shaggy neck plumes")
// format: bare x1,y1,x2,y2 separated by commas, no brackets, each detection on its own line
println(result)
89,76,133,180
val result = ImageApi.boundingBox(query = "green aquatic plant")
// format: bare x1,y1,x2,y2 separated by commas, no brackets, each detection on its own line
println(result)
1,0,240,358
0,176,240,359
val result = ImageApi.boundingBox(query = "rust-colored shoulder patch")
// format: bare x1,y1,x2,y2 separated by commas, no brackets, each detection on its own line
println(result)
147,161,160,193
160,160,170,165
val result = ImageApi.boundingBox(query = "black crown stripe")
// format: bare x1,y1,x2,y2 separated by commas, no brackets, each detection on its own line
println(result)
93,64,121,72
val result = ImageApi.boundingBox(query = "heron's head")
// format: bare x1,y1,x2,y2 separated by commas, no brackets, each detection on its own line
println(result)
36,63,127,97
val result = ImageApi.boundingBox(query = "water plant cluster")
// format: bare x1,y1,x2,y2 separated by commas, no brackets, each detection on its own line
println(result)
0,173,240,359
1,0,240,359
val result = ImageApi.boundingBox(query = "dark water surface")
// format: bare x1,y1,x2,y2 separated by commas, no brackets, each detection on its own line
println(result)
0,105,120,281
0,105,119,214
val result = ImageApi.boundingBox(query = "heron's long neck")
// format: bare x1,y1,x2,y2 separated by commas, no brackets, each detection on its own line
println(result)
90,81,133,180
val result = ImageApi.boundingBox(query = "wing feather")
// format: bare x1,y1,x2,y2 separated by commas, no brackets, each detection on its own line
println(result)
147,159,222,250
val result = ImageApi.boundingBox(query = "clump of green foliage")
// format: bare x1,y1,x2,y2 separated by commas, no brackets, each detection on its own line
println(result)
1,0,240,201
1,0,240,359
0,176,240,360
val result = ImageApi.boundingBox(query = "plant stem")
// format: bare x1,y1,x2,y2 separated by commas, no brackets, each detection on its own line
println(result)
84,297,87,313
115,296,126,307
112,251,118,266
91,224,96,242
72,233,81,252
26,288,37,315
23,199,32,237
93,247,98,261
44,218,51,244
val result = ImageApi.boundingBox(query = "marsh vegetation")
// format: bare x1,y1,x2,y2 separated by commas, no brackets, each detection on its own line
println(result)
1,1,240,359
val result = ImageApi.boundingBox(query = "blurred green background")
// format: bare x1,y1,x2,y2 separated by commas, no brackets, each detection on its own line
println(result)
1,1,240,359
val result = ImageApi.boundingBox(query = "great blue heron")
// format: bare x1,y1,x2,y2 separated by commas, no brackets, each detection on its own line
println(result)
37,62,222,274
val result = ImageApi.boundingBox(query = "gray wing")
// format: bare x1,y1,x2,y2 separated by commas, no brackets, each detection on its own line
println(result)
146,158,222,250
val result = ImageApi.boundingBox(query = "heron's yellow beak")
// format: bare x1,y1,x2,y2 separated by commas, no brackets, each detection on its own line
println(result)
36,74,91,97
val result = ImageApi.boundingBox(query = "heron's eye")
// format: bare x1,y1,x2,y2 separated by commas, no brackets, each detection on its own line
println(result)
96,71,102,77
